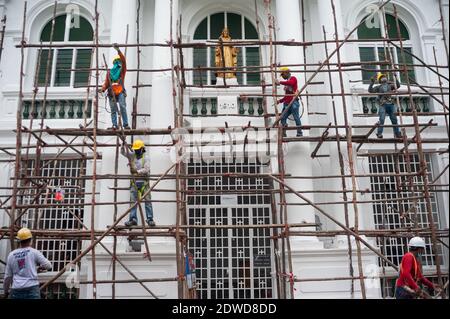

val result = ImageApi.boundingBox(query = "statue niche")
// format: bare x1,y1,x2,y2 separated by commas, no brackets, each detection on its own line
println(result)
215,27,239,83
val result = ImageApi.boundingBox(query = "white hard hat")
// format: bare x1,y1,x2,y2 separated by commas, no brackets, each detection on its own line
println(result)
409,237,426,249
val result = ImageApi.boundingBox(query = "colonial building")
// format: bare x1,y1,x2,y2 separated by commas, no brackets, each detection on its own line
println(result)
0,0,448,299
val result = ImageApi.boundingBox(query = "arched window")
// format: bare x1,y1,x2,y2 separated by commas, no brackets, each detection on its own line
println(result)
192,12,260,85
37,14,93,87
358,13,415,84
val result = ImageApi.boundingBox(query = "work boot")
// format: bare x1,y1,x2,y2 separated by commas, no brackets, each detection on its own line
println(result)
124,125,131,130
376,133,383,139
395,133,403,139
147,219,156,227
296,131,303,137
125,219,137,227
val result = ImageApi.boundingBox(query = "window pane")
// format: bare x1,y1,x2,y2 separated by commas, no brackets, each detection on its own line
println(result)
210,13,225,40
210,47,217,85
237,49,243,84
359,47,376,84
396,47,415,84
54,49,73,87
41,15,66,42
194,18,208,40
377,47,395,74
227,13,242,39
246,47,260,85
386,14,409,40
357,16,382,39
69,16,93,41
74,49,92,87
37,49,54,86
193,48,207,85
245,18,258,40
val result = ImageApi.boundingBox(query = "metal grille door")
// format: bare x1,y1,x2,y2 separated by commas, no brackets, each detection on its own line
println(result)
19,158,85,273
369,153,444,267
187,159,274,299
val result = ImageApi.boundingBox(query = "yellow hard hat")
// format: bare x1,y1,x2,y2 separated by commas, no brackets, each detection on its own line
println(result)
132,140,145,150
377,72,386,82
113,55,121,63
279,67,290,73
16,228,32,241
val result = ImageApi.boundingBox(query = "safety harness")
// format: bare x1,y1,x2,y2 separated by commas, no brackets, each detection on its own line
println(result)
399,252,419,283
131,156,149,199
398,252,420,296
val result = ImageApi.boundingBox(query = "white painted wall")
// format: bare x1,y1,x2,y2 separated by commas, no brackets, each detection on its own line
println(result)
0,0,447,299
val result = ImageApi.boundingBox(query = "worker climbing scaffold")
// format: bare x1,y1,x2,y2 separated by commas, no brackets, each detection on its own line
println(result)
275,67,303,137
101,43,130,130
395,237,442,299
121,140,155,227
368,72,402,139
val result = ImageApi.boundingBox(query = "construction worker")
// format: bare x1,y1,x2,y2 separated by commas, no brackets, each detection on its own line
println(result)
121,140,155,227
369,73,402,139
3,228,52,299
395,237,440,299
101,43,130,130
275,67,303,137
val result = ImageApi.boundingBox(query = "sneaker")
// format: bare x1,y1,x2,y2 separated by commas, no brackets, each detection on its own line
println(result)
109,126,118,130
125,219,137,227
395,134,403,139
296,132,303,137
124,125,131,130
376,133,383,139
146,220,156,227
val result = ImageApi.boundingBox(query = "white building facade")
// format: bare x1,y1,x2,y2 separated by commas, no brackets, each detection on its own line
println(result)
0,0,448,299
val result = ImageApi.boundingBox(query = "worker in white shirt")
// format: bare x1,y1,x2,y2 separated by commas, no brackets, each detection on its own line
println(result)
3,228,52,299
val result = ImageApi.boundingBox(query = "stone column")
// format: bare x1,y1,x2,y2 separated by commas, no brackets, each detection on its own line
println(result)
149,0,179,226
275,0,321,244
316,0,359,231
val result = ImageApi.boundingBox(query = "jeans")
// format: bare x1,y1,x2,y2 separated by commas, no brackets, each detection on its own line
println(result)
395,286,415,299
9,285,41,299
109,93,129,128
130,182,153,222
377,103,400,136
281,100,303,135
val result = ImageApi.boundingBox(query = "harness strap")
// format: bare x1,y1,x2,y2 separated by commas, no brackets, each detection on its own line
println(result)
400,252,419,283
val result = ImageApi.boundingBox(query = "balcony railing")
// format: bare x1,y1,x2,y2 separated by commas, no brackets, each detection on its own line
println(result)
361,96,431,114
22,99,92,120
190,97,264,116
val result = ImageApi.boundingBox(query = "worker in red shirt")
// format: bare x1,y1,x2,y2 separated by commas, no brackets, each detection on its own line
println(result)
275,67,303,137
395,237,440,299
101,43,130,130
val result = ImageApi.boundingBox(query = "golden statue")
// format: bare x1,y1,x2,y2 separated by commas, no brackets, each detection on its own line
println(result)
215,27,239,79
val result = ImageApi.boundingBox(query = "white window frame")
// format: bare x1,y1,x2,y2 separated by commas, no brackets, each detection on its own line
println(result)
39,13,93,88
192,12,259,86
358,12,415,84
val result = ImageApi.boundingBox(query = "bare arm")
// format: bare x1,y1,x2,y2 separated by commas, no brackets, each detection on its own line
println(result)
3,276,12,296
3,259,12,295
121,145,133,159
35,250,52,271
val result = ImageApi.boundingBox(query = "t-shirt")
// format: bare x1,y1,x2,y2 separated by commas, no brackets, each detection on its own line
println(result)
279,76,298,105
121,147,150,184
5,247,52,289
395,252,434,291
368,80,401,105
